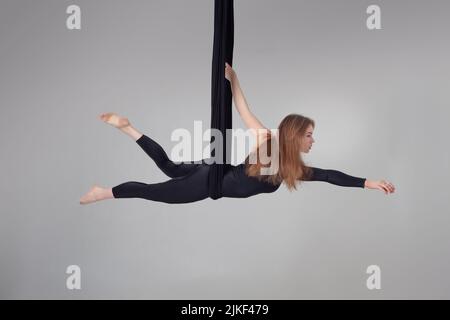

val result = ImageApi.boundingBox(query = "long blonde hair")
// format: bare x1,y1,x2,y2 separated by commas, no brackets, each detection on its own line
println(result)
244,113,315,191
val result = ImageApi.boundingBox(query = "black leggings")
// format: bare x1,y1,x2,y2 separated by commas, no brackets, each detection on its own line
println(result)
112,135,213,204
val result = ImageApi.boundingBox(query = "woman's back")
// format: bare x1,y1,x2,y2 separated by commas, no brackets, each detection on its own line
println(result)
221,163,282,198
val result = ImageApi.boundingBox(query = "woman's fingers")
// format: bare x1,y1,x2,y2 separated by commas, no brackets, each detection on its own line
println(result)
379,181,395,194
224,62,235,81
370,179,395,194
384,181,395,192
378,181,388,194
379,186,388,194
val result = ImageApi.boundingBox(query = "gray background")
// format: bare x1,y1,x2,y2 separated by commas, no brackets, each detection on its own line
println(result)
0,0,449,299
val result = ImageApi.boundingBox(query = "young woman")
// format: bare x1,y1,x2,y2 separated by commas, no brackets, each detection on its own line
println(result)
80,63,395,205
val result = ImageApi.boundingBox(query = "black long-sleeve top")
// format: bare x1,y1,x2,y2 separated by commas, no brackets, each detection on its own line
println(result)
306,167,366,188
222,164,366,198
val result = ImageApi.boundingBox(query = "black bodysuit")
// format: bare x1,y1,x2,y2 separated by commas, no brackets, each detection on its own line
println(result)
112,135,366,204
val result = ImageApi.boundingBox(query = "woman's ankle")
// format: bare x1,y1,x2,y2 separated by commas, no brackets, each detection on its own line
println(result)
121,126,143,141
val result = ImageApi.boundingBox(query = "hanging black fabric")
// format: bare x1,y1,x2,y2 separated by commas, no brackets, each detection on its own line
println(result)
208,0,234,200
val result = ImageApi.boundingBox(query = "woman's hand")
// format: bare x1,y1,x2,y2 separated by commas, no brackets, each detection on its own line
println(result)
225,62,235,82
365,179,396,195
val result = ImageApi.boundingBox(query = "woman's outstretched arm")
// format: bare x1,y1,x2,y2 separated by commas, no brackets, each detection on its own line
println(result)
225,62,269,138
307,167,395,195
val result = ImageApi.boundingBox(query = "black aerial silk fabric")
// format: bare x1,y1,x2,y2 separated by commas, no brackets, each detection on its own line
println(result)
208,0,234,200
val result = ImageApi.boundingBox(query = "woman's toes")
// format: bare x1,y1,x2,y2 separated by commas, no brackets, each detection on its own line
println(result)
99,112,129,128
80,186,102,205
100,112,113,123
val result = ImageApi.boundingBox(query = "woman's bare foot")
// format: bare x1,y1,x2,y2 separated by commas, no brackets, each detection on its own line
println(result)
99,112,143,141
80,185,113,205
99,112,130,129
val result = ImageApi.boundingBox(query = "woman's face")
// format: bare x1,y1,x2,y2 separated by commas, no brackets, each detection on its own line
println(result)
300,124,315,153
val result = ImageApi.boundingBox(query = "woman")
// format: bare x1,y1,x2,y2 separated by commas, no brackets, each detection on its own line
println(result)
80,63,395,204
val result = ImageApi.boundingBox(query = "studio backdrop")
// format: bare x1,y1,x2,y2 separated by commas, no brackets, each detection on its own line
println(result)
0,0,449,299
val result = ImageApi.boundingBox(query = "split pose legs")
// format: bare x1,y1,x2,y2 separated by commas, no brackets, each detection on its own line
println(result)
79,113,210,205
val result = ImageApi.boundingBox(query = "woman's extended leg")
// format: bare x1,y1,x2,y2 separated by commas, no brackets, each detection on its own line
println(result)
100,112,201,178
80,113,212,205
80,165,210,205
134,134,203,178
111,165,210,204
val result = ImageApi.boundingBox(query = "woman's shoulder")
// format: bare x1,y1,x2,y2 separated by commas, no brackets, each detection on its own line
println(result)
250,130,277,151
